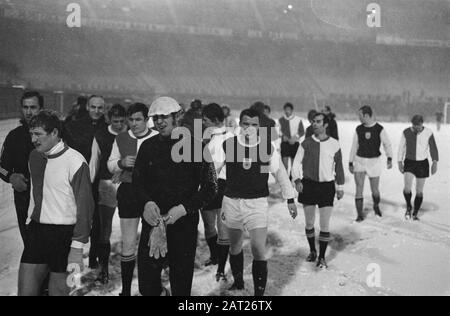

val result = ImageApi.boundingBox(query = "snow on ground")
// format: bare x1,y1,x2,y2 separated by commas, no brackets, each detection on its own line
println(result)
0,120,449,296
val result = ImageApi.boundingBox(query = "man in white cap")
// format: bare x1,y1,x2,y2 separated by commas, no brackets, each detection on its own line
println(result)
133,96,218,296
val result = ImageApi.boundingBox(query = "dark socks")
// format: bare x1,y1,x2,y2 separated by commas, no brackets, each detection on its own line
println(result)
206,235,218,262
372,195,381,207
229,252,244,288
355,198,364,219
120,254,136,296
305,228,316,253
403,191,412,210
414,195,423,215
252,260,268,297
319,232,331,260
98,242,111,272
217,244,230,274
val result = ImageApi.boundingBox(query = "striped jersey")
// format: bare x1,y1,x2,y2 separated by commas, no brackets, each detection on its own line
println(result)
28,141,94,249
398,127,439,162
292,135,345,186
108,129,158,183
279,115,305,141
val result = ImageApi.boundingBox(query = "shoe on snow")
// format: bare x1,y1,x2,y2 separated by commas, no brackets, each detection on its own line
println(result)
216,272,228,282
374,205,383,217
306,251,317,262
316,258,328,269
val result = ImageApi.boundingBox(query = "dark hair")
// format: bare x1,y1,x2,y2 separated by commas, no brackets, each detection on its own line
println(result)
264,105,271,114
203,103,225,123
251,101,265,115
307,109,317,122
108,104,126,119
29,110,63,137
240,108,261,122
77,96,88,107
324,106,332,112
21,91,44,109
411,115,424,125
359,105,373,117
284,103,294,110
127,103,148,119
190,99,203,111
180,108,202,133
313,112,330,126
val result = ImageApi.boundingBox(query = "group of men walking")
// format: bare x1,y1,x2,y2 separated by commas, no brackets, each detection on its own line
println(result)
0,91,440,296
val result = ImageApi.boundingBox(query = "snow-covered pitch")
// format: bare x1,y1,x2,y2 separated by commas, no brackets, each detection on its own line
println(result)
0,120,448,296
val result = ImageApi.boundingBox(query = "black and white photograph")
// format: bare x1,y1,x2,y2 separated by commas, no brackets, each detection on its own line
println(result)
0,0,449,298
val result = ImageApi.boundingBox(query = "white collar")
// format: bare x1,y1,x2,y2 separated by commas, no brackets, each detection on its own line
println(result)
45,140,65,156
312,135,330,143
129,128,150,139
108,125,125,136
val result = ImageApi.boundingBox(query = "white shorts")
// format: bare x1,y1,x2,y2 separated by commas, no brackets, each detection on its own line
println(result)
354,156,382,178
221,196,269,231
98,179,119,208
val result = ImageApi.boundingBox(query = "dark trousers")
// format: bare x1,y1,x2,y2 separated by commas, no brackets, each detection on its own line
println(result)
13,190,30,245
138,213,199,296
89,179,101,264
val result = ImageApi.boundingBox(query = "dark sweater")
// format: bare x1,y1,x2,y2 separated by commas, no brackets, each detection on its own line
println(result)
0,120,34,184
63,114,106,162
132,134,218,216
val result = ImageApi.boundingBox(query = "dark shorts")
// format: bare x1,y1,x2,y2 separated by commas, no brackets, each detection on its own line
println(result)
117,183,141,219
298,179,336,208
404,159,429,178
203,179,226,211
281,142,300,159
21,221,74,273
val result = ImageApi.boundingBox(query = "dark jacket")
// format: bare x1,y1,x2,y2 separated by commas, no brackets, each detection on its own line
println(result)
0,120,34,185
326,113,339,140
132,134,218,217
63,114,107,162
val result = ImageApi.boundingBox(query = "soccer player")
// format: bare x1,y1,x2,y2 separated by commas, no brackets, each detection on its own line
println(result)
292,112,345,269
279,103,305,177
89,104,127,284
202,103,234,281
133,96,218,296
215,108,297,296
0,91,43,243
398,115,439,221
18,111,94,296
349,106,393,222
107,103,158,296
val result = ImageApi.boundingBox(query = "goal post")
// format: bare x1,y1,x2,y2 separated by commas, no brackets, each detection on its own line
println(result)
444,102,450,125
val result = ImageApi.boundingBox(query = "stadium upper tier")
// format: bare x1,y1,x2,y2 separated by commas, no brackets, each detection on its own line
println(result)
0,16,448,104
1,0,449,42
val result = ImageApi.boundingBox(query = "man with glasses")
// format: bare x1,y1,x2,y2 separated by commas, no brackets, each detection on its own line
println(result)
133,97,218,296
